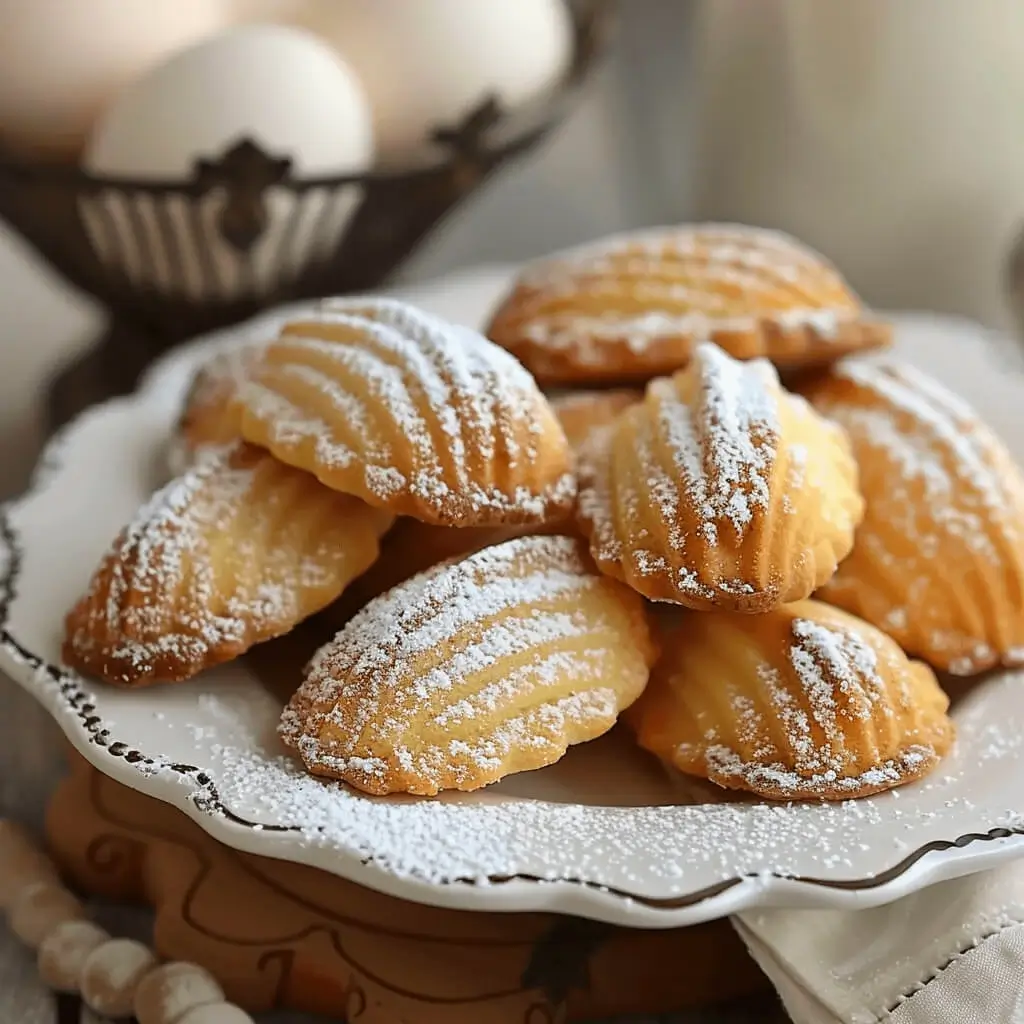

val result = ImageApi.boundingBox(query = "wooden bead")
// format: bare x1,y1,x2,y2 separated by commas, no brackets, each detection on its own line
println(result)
80,937,158,1018
0,820,40,859
134,961,225,1024
8,882,85,947
0,821,58,909
176,1004,255,1024
38,919,109,992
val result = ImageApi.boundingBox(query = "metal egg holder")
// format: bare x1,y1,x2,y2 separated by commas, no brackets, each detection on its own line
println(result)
0,0,611,433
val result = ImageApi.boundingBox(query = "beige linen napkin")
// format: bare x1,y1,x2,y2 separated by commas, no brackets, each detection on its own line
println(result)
735,860,1024,1022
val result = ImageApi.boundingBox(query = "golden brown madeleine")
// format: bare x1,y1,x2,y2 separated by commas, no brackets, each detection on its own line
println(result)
805,360,1024,675
628,600,954,801
576,343,864,612
64,443,393,687
170,342,263,471
549,388,642,450
486,224,891,385
316,517,538,631
234,297,576,527
280,535,658,796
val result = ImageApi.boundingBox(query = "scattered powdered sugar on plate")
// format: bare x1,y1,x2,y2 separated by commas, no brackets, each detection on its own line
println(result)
9,294,1024,922
187,707,1022,893
36,656,1011,908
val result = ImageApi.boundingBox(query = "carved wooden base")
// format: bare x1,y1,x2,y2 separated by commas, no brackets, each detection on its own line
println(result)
43,752,773,1023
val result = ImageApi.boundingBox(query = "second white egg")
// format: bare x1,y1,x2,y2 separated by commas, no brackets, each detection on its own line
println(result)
298,0,574,166
83,24,374,303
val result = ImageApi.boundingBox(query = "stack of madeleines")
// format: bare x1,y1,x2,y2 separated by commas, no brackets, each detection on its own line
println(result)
63,224,1024,802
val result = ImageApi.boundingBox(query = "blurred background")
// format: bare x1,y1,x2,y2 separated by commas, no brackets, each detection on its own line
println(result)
2,0,1023,497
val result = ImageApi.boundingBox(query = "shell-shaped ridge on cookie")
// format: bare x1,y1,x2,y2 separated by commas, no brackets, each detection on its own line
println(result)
628,600,954,801
173,342,264,472
577,343,864,612
234,297,576,527
63,443,393,687
486,223,891,385
279,534,658,795
805,359,1024,676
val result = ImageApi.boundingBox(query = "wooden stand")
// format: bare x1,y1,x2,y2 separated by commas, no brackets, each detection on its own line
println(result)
43,752,774,1023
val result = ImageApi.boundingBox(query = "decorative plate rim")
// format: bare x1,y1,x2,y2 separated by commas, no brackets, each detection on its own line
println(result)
5,297,1024,928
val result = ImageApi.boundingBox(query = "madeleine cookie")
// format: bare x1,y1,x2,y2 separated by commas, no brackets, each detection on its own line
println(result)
280,535,658,795
629,600,953,801
314,384,624,621
316,517,536,630
64,443,393,687
805,361,1024,675
234,298,576,527
577,343,863,612
487,224,891,385
170,343,262,472
550,388,641,450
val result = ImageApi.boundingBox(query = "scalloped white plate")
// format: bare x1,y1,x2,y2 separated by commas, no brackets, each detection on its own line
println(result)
5,269,1024,928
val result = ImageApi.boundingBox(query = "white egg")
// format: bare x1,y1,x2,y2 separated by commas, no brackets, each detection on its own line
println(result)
86,23,373,177
82,24,374,302
298,0,573,165
229,0,305,20
0,0,232,160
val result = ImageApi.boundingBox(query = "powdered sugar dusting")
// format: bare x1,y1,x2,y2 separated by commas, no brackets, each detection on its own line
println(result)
281,534,650,794
699,612,937,799
706,745,935,799
240,297,575,523
161,666,1020,891
180,342,262,423
790,617,886,721
832,361,1020,561
577,346,798,598
13,279,1024,924
170,342,263,472
67,447,263,680
65,444,383,685
501,223,863,356
815,360,1024,669
652,343,780,544
577,345,786,599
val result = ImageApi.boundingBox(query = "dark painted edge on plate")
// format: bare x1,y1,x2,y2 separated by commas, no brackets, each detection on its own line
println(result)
2,416,1022,915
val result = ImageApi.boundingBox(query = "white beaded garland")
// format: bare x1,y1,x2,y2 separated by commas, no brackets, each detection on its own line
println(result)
80,937,158,1018
0,820,255,1022
37,919,109,992
176,1003,256,1024
8,882,86,947
0,821,59,909
134,961,225,1024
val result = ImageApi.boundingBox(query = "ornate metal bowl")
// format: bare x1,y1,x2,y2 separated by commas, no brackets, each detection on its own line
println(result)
0,0,612,426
